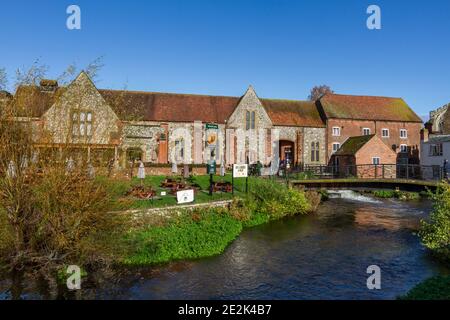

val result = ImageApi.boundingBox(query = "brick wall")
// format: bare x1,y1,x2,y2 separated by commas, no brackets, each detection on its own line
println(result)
327,118,422,163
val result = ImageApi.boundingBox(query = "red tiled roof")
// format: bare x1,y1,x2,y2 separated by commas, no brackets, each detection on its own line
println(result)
260,99,325,127
98,90,241,123
319,94,422,123
12,85,66,117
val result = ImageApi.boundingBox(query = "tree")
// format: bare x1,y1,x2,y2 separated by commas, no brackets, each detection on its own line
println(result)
419,183,450,263
0,62,131,294
308,85,334,101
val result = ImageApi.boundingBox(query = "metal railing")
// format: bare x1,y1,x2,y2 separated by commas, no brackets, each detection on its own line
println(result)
287,164,445,181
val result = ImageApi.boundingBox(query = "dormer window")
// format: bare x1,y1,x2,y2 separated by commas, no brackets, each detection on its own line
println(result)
246,111,256,130
72,111,93,137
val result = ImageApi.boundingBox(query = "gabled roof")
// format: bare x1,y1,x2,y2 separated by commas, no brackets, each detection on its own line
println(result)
260,99,325,127
13,85,66,117
334,134,376,156
98,90,241,123
319,93,422,123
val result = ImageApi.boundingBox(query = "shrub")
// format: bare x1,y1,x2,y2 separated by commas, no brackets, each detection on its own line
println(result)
249,179,310,221
419,183,450,262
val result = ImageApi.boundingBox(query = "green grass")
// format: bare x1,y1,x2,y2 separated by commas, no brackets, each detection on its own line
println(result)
399,275,450,300
123,178,314,266
99,174,264,210
124,209,243,265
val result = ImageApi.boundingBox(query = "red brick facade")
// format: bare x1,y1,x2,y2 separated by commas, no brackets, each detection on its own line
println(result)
325,119,422,164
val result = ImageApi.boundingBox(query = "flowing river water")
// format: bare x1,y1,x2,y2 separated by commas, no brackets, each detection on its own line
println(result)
1,191,449,300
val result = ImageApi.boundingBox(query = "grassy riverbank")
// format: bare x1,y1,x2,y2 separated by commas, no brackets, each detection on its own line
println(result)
400,275,450,300
123,178,317,266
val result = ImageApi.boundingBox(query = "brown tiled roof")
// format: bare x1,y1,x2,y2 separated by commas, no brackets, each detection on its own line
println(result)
319,93,422,123
260,99,325,127
334,135,375,156
98,90,241,123
13,85,66,117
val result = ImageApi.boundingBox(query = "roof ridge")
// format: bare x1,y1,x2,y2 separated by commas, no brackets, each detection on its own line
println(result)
98,88,241,100
325,92,403,100
260,97,313,103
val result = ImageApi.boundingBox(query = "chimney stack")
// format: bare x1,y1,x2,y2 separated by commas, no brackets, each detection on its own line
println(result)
39,79,58,92
421,128,429,142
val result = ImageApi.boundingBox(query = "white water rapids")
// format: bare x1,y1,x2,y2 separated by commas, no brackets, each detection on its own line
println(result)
327,190,383,204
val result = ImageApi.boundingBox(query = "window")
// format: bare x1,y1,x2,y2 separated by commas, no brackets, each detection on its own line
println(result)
429,143,443,157
400,129,407,139
175,139,185,160
246,111,256,130
72,111,93,137
332,127,341,136
362,128,371,135
372,157,380,165
382,128,389,138
400,144,408,153
332,142,340,153
311,142,320,162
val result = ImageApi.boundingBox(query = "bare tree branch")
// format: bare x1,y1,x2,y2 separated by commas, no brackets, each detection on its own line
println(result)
308,85,334,101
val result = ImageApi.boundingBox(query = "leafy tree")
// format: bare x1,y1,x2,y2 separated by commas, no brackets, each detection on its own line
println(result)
308,85,334,101
419,183,450,262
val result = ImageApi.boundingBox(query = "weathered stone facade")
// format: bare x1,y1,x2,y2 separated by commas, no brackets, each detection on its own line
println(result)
6,71,422,169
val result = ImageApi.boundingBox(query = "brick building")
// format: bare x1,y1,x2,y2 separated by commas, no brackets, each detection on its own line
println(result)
331,135,397,178
3,72,423,170
317,94,423,165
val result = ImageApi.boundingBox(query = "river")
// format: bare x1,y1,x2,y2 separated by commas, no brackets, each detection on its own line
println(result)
1,191,448,299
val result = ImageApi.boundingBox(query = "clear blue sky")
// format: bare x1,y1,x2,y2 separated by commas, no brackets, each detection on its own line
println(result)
1,0,449,119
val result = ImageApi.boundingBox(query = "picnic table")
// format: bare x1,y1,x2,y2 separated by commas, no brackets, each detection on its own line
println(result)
213,181,233,193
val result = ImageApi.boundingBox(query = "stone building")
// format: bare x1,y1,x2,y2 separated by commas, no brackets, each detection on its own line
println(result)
4,72,422,169
316,94,423,165
425,103,450,134
7,72,327,168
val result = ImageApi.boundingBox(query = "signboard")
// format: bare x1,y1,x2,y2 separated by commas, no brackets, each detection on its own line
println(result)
177,189,194,204
207,161,216,174
205,123,218,158
233,164,248,178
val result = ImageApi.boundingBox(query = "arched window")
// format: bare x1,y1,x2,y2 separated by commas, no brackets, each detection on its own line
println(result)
245,111,256,130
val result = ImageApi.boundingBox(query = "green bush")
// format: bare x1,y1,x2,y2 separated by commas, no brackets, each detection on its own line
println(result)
373,190,396,198
372,190,420,200
124,209,242,265
400,275,450,300
419,183,450,262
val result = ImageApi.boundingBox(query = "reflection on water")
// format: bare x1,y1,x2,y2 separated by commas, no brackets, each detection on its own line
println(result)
1,195,448,300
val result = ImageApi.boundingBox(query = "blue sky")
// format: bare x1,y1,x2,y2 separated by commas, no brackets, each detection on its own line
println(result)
1,0,449,118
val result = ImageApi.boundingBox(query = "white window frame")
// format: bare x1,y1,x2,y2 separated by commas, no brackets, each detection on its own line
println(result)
372,157,380,165
362,128,371,135
332,127,341,137
400,129,408,139
381,128,389,138
332,142,341,153
400,144,408,153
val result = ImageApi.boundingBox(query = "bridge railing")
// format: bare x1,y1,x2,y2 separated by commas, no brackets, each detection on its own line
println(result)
290,164,445,181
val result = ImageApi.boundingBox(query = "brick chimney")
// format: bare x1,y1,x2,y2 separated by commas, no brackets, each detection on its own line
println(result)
39,79,58,92
420,128,429,142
